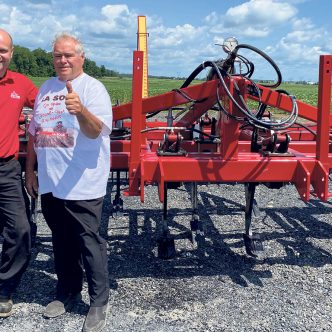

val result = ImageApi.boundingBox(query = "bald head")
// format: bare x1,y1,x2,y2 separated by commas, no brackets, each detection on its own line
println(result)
0,29,14,78
0,29,13,48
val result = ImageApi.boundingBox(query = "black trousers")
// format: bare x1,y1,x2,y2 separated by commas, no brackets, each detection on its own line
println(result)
0,159,31,296
41,193,109,306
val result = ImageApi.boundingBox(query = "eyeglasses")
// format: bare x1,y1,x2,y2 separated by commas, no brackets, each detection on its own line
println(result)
53,53,77,60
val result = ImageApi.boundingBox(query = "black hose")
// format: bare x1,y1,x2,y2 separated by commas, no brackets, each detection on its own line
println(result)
175,42,291,131
180,63,207,88
234,44,282,88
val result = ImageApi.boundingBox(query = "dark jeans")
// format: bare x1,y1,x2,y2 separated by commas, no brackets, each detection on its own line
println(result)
0,159,31,296
41,193,109,306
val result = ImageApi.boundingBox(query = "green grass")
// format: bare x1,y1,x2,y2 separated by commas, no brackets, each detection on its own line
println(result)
30,76,319,107
99,77,201,105
277,83,318,107
29,76,49,87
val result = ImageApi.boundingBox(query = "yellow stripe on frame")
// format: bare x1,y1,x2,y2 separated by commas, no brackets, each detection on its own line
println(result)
137,15,149,98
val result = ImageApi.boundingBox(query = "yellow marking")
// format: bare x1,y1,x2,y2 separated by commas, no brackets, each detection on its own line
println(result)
137,16,149,98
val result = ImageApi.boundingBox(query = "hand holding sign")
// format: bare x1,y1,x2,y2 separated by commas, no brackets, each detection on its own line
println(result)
65,81,84,115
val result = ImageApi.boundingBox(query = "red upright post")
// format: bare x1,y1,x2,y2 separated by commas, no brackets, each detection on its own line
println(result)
126,51,144,196
311,55,332,200
316,55,332,163
220,79,241,160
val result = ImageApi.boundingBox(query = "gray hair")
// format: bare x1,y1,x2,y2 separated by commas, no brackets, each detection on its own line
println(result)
52,32,84,55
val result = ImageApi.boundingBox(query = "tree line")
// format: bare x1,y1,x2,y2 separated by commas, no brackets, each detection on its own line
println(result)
9,45,120,78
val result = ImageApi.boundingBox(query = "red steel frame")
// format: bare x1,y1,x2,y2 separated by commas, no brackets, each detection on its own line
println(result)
110,52,332,203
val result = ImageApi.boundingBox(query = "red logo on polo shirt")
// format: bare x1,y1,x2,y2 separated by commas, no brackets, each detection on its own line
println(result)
10,91,21,99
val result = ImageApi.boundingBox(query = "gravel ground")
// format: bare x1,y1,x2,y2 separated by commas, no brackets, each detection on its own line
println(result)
1,177,332,332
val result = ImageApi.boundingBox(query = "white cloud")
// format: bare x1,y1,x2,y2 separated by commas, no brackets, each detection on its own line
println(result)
23,0,54,4
151,24,203,48
22,0,54,9
0,4,12,24
242,26,269,37
101,4,129,19
205,0,297,38
279,37,324,62
292,17,314,30
204,12,219,25
5,7,33,36
225,0,297,26
84,4,137,40
286,29,318,43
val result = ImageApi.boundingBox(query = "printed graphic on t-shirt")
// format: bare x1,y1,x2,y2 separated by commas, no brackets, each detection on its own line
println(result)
34,92,75,148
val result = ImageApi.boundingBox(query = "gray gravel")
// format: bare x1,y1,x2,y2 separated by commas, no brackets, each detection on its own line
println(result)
1,178,332,332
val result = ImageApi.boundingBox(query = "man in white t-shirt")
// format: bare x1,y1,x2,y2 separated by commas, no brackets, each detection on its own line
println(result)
25,32,112,332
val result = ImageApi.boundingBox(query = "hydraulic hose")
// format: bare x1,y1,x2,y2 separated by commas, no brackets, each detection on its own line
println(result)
234,44,282,88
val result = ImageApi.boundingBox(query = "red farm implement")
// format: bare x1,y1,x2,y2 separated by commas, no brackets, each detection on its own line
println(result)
109,38,332,259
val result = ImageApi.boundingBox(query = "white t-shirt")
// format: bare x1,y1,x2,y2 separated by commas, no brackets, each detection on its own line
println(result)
29,73,113,200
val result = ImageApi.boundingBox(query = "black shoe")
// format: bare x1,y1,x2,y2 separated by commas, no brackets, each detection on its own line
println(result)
43,292,82,318
82,303,108,332
0,295,13,318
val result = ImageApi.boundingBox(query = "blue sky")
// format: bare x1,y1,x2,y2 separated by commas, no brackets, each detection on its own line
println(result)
1,0,331,82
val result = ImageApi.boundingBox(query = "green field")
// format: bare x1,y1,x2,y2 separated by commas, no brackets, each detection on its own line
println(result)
30,76,319,107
